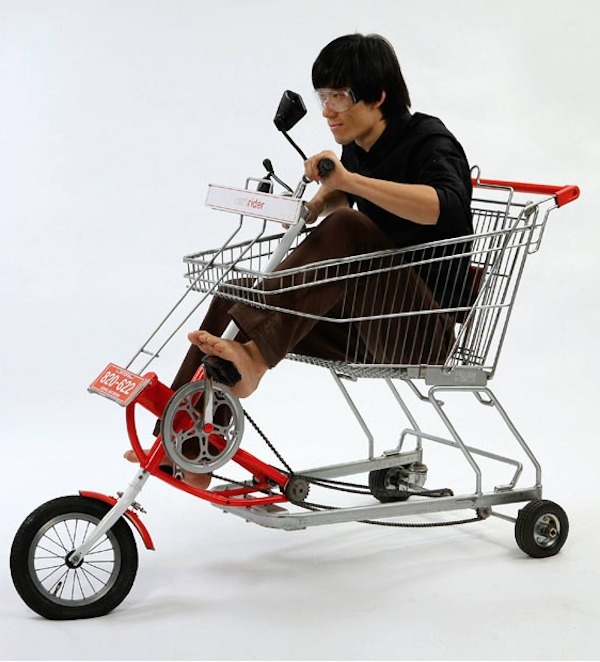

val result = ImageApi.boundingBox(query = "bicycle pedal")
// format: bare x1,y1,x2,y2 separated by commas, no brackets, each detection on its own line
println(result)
201,355,241,386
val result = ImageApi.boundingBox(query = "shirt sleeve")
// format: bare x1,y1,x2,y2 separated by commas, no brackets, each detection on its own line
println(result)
411,135,473,236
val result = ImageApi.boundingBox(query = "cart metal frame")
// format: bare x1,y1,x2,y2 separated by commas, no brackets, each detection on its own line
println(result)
9,164,579,621
156,169,572,528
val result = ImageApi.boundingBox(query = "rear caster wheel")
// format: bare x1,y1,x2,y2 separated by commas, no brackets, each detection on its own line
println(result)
515,499,569,558
10,496,138,619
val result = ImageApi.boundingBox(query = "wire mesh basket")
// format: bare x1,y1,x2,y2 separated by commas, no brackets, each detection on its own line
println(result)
183,178,563,385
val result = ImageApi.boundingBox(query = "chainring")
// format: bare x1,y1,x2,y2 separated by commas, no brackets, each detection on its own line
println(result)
160,379,244,474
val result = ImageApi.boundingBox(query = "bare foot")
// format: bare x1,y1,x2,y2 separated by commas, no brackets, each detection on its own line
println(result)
188,330,268,398
123,449,211,490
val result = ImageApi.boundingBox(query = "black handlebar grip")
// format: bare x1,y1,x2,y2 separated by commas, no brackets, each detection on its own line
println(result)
318,158,335,177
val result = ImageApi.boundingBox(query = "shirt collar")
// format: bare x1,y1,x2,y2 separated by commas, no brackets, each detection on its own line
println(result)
353,109,413,163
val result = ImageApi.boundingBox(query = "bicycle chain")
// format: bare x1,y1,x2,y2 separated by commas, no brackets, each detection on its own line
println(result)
210,408,484,529
242,408,293,474
298,499,483,528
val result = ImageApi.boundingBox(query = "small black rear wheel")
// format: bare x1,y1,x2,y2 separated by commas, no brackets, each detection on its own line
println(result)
10,495,138,619
515,499,569,558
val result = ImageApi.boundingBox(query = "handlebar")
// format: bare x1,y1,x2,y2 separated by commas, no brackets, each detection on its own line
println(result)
297,157,335,195
318,157,335,178
473,176,580,208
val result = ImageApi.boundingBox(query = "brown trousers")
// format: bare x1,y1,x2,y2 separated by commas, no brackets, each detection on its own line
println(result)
169,208,455,393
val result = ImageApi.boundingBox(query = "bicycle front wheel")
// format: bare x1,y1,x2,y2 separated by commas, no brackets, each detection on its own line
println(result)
10,495,138,620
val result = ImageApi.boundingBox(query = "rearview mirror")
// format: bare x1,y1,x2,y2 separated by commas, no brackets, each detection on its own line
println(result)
273,90,307,132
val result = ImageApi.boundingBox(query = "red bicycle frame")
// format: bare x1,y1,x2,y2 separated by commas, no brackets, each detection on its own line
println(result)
125,369,290,507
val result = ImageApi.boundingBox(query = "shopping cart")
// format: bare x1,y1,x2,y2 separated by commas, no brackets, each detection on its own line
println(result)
9,91,580,620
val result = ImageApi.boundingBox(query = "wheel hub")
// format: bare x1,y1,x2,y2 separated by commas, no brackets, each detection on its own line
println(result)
535,515,560,547
65,551,84,569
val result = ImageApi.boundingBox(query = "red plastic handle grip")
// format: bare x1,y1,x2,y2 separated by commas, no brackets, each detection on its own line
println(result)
473,178,580,208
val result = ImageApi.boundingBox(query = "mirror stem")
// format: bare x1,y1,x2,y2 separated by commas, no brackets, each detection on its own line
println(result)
282,131,307,161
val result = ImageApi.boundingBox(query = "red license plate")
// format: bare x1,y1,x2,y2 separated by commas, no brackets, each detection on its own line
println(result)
88,363,150,406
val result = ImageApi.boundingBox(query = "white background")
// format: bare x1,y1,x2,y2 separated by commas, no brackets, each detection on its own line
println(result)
1,1,599,660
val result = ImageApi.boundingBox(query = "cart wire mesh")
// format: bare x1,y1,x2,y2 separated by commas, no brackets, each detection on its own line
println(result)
183,180,556,385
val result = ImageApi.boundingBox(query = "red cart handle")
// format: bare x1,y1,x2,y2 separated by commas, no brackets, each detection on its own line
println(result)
473,177,580,208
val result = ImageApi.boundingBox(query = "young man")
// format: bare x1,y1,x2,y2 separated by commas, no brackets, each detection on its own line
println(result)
125,33,473,484
186,33,473,397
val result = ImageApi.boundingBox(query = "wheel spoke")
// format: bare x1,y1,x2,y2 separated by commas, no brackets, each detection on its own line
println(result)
87,536,112,556
68,569,87,600
68,518,79,549
45,566,69,594
79,565,107,593
44,527,69,554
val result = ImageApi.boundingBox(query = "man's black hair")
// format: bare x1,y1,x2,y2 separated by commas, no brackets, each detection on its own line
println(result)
311,33,411,119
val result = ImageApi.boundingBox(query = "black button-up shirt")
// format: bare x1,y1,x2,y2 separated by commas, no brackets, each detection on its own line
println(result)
342,111,474,308
341,110,473,245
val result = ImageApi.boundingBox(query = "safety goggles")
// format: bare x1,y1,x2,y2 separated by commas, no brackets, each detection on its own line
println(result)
314,87,358,113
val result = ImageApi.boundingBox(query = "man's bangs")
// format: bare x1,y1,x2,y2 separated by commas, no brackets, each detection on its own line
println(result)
312,57,354,91
312,72,351,92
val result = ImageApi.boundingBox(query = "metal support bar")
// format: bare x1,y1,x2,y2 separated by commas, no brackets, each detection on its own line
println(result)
298,449,422,481
385,378,422,452
214,487,540,531
329,367,375,459
429,385,542,490
490,509,517,524
396,428,523,491
427,387,484,494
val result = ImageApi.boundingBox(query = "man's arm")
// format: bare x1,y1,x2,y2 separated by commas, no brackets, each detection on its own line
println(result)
304,186,349,224
343,174,439,225
305,151,440,225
